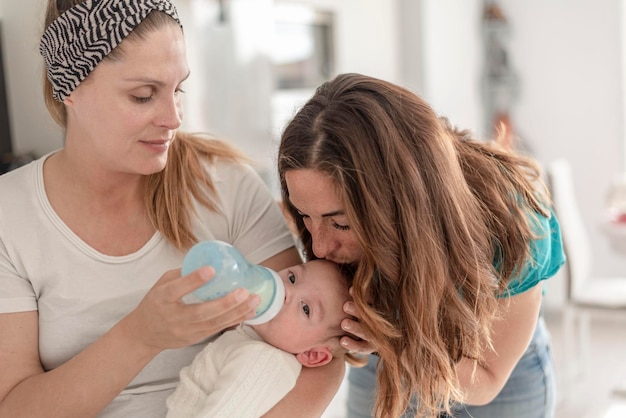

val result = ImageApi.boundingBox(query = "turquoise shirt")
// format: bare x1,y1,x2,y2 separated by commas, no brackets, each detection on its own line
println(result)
501,208,566,297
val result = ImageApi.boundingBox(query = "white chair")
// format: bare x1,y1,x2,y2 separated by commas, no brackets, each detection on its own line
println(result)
546,158,626,397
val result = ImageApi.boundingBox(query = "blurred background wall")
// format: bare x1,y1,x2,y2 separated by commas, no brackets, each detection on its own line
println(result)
2,0,625,309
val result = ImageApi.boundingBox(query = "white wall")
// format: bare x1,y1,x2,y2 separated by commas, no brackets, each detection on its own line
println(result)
509,0,626,309
502,0,626,308
420,0,626,310
420,0,484,133
177,0,276,173
284,0,399,82
267,0,400,129
2,0,63,156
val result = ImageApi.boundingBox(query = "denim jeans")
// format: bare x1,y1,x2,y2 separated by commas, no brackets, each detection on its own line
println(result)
346,316,556,418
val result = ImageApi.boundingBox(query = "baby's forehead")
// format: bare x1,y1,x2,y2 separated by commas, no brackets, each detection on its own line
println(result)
300,260,351,310
306,259,347,281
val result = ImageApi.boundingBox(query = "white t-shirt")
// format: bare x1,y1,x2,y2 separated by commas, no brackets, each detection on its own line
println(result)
166,324,301,418
0,152,296,417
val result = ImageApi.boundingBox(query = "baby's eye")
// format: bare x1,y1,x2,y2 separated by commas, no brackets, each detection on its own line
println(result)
288,272,295,284
301,302,310,317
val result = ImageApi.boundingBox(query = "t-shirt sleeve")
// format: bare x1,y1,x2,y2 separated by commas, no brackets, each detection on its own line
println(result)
206,161,296,265
0,164,39,313
503,208,566,297
230,164,295,264
0,238,37,313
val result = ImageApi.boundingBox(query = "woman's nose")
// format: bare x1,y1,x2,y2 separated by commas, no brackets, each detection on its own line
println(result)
310,225,334,259
158,96,183,129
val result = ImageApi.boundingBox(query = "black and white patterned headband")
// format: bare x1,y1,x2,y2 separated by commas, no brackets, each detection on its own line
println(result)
40,0,182,102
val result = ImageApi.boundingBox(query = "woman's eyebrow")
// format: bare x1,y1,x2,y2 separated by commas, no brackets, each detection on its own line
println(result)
124,70,191,86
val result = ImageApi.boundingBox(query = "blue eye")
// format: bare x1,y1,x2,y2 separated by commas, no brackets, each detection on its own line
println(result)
288,272,295,284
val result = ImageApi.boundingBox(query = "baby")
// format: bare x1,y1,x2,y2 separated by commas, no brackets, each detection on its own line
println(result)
166,259,364,418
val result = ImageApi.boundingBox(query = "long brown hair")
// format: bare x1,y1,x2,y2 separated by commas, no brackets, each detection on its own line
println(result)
42,0,247,251
278,73,549,417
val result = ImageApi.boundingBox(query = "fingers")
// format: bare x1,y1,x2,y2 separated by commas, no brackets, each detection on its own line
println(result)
135,268,262,348
343,300,357,317
178,266,262,324
155,291,261,347
341,299,377,355
339,333,376,355
342,301,366,337
163,267,215,302
340,317,376,355
187,289,260,324
183,289,261,337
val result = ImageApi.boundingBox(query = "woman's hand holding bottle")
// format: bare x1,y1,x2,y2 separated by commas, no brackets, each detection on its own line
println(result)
119,267,261,353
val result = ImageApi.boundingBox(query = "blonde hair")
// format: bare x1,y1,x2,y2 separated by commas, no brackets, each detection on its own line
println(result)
42,1,248,251
278,73,549,417
142,131,248,250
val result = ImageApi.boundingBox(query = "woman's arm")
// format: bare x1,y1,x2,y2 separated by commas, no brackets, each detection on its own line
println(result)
263,358,346,418
0,309,162,418
455,284,543,405
0,268,260,418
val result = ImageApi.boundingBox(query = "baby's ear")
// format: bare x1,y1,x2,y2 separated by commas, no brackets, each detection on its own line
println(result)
296,346,333,368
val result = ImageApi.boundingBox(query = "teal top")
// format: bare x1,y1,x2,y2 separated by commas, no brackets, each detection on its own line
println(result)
500,208,566,297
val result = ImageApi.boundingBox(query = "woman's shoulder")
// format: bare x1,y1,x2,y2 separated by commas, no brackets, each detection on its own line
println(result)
0,156,49,248
0,155,46,198
504,209,566,296
530,208,566,276
203,156,270,193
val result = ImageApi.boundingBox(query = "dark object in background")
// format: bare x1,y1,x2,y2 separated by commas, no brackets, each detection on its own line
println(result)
0,153,35,174
0,21,34,176
0,21,13,159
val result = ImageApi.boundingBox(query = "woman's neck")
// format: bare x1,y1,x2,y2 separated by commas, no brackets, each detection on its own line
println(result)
42,149,156,256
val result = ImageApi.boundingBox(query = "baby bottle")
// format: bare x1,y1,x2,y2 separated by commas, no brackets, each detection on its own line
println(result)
181,240,284,325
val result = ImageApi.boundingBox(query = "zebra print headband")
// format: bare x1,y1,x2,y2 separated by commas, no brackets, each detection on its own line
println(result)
40,0,182,102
